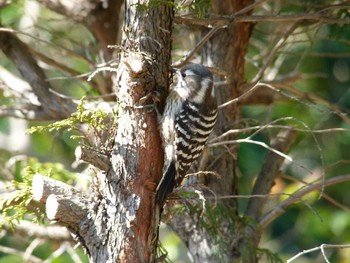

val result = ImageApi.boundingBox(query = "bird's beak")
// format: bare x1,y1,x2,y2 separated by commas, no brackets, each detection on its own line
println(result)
170,67,178,74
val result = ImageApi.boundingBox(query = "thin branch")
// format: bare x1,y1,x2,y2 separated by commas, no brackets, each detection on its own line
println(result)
262,82,350,124
0,30,77,119
218,61,302,109
260,175,350,227
210,125,350,143
218,81,350,126
30,48,82,77
250,23,299,84
232,14,350,24
0,245,42,263
175,11,350,27
43,242,71,263
23,238,43,263
66,244,84,263
0,65,39,105
278,51,350,58
4,220,72,241
172,25,226,68
218,81,261,109
0,27,95,66
245,128,296,219
282,173,350,212
244,117,325,196
209,138,292,162
209,136,314,179
234,0,269,16
87,66,118,81
0,105,51,120
46,71,110,96
204,192,316,201
287,243,350,263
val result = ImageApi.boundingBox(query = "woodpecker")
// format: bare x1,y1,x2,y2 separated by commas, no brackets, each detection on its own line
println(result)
156,63,217,206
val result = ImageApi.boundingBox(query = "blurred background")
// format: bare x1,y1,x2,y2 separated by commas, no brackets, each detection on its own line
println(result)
1,0,350,262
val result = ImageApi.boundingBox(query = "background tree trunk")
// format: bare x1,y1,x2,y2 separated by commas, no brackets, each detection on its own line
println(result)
206,1,256,261
169,1,255,262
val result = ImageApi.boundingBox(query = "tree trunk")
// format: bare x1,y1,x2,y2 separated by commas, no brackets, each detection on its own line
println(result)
32,2,173,262
86,2,173,262
206,1,255,262
169,1,255,262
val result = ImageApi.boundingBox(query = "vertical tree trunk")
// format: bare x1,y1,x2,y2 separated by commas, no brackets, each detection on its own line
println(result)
169,1,255,262
79,2,173,262
205,1,256,262
206,0,253,207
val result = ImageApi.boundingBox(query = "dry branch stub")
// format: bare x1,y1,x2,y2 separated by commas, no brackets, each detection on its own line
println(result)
46,194,88,227
32,173,81,203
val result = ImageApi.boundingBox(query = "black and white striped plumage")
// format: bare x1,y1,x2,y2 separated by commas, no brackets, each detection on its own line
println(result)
156,63,217,206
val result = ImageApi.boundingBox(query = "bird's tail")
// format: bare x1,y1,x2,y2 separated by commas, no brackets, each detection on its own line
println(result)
155,161,176,206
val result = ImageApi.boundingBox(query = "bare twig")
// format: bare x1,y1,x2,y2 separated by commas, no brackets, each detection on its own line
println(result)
209,133,314,186
0,245,42,263
66,244,84,263
231,14,350,24
0,30,77,119
278,51,350,58
210,138,292,162
245,128,296,219
0,65,39,105
0,27,94,65
23,238,43,262
3,220,71,241
281,173,350,212
251,23,299,84
212,116,328,197
287,243,350,263
219,81,350,126
234,0,269,16
210,125,350,143
42,242,72,263
218,81,261,109
175,10,350,27
88,66,118,81
262,82,350,124
260,175,350,227
0,105,51,120
172,25,226,68
30,48,82,77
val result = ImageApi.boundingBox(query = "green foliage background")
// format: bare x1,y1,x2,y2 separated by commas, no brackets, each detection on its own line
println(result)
0,0,350,262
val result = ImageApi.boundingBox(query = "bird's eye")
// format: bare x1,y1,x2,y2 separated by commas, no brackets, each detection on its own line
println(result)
181,72,186,78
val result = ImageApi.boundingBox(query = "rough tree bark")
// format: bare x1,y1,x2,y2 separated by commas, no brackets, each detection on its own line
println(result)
207,1,255,261
205,0,254,209
32,1,173,262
